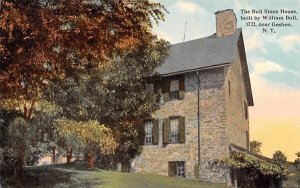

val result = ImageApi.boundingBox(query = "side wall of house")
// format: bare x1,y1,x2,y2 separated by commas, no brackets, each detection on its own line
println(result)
224,49,250,149
198,67,230,182
132,67,230,182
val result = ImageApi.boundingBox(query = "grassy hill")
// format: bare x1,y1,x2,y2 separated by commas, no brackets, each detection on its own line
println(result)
2,162,298,187
1,163,228,188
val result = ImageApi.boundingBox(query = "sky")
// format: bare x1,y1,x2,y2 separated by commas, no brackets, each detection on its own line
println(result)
152,0,300,161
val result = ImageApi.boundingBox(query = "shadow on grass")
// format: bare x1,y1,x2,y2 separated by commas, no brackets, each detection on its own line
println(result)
1,162,102,188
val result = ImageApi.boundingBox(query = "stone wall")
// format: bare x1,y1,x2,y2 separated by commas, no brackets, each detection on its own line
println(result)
131,72,199,179
224,49,250,150
197,67,230,182
132,67,231,182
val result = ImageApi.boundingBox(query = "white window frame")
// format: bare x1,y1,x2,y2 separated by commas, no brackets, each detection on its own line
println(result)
176,161,185,177
170,119,179,143
145,121,153,144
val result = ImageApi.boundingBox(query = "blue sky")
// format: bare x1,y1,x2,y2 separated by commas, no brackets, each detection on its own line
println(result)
152,0,300,160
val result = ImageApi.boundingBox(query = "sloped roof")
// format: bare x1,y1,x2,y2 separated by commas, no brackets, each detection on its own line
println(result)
154,28,254,106
155,28,242,75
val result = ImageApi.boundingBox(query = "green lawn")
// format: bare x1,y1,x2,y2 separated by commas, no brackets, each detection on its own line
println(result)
2,162,299,187
1,162,228,188
77,170,227,188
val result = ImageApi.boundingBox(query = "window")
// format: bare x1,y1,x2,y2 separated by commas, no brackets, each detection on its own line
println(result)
145,121,153,144
176,162,185,177
228,80,231,95
142,119,159,145
170,119,179,143
163,117,185,144
145,83,154,93
170,79,179,100
162,76,185,102
246,131,249,150
244,101,248,119
168,161,186,178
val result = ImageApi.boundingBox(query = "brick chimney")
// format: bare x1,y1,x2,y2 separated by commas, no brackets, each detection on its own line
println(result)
215,9,237,37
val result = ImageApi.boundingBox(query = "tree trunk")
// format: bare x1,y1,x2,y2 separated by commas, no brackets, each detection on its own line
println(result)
66,148,72,164
52,146,56,164
87,152,95,168
14,146,25,188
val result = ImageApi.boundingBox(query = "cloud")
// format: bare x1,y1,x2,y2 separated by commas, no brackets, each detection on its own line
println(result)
252,60,285,75
244,32,267,52
176,0,201,13
278,34,300,53
152,28,174,43
243,31,299,54
223,0,252,11
251,59,300,78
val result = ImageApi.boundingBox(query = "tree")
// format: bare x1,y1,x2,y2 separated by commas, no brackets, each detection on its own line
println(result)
0,0,168,184
250,140,262,154
273,150,287,166
45,38,169,167
56,119,118,168
1,0,167,99
295,151,300,169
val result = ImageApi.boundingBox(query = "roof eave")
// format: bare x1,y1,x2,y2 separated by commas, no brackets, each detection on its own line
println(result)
238,31,254,106
154,63,231,77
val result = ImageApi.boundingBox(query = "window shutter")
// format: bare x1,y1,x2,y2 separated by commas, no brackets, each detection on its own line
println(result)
152,119,159,145
178,75,185,99
154,80,160,93
168,162,177,177
162,78,170,102
179,116,185,143
154,81,161,103
163,118,170,144
138,124,145,145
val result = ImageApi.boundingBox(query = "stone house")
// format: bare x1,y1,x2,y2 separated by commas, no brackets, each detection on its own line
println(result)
131,9,254,183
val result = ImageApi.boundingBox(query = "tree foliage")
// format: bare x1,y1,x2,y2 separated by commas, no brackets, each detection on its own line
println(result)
250,140,262,154
222,151,288,179
0,0,167,101
45,38,169,165
56,118,117,154
295,151,300,158
272,150,287,166
295,151,300,169
0,0,168,174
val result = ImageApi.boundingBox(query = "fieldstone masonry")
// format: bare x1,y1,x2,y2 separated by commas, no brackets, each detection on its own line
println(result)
215,9,237,38
131,9,251,184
